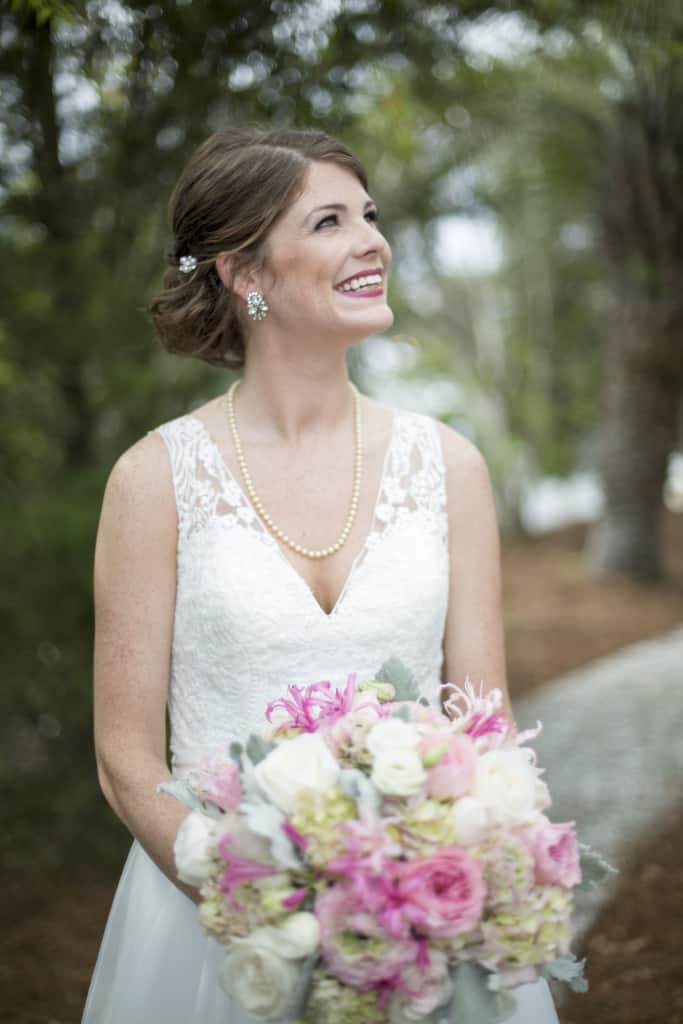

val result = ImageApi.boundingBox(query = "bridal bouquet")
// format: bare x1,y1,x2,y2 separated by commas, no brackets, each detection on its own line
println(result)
161,661,612,1023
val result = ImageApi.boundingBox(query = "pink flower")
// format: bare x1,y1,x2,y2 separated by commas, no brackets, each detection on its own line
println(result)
520,819,581,888
396,847,486,938
315,882,418,989
190,756,242,811
391,948,454,1020
421,733,477,801
266,673,383,734
216,832,276,898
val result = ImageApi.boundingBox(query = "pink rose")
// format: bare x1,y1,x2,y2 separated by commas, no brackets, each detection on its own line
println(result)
316,882,418,989
421,733,477,801
192,757,242,811
397,847,486,938
391,947,454,1020
520,819,581,888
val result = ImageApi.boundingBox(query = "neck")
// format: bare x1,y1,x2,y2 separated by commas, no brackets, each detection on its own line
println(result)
235,346,357,444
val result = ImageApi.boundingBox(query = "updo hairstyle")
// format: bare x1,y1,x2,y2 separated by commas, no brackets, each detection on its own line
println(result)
150,126,368,368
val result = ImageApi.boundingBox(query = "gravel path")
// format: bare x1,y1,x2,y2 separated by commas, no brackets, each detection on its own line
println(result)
512,625,683,939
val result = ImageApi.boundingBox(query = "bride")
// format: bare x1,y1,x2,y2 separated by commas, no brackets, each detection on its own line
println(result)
83,126,559,1022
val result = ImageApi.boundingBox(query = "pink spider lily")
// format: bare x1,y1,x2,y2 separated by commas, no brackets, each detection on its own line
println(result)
217,834,276,898
465,710,508,739
266,672,383,734
282,888,308,910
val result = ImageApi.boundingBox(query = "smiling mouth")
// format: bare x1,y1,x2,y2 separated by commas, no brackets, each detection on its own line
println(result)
334,270,384,296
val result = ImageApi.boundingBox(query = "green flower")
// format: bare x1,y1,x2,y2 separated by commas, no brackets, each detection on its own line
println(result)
480,886,573,968
473,833,535,908
290,786,356,867
389,797,456,853
302,973,389,1024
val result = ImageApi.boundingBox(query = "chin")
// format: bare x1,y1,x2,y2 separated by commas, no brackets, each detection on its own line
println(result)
344,303,394,340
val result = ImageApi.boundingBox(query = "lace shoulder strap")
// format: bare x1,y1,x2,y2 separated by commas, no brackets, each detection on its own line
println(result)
154,414,263,543
370,409,448,553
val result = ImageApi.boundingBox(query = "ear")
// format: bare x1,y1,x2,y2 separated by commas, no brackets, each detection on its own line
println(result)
215,253,261,302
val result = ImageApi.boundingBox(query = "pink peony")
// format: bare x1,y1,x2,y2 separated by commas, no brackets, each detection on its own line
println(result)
191,756,242,811
396,847,486,938
315,882,418,989
520,819,581,888
421,733,477,801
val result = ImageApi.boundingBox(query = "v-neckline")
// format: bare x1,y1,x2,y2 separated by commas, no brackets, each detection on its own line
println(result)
187,407,400,620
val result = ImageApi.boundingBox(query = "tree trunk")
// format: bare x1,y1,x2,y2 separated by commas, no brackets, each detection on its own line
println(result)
586,305,682,581
586,86,683,582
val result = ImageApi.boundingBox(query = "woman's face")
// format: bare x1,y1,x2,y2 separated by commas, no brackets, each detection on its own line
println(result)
254,160,393,343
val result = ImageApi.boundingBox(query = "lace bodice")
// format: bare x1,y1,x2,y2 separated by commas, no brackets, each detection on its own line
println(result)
155,407,449,777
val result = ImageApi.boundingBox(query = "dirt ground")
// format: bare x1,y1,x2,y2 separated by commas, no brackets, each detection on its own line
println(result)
4,511,682,1024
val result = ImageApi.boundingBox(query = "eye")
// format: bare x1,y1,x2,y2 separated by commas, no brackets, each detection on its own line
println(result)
366,208,379,223
315,213,338,230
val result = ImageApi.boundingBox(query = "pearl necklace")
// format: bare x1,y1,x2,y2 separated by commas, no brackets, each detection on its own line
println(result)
226,379,362,560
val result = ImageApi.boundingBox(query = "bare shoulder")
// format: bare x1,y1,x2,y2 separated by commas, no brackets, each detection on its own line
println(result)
435,420,491,487
98,432,176,551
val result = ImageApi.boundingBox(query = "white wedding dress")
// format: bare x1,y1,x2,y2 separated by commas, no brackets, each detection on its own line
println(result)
83,406,559,1023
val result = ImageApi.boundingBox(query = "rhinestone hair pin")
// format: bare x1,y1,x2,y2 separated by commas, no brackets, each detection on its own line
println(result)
179,254,198,273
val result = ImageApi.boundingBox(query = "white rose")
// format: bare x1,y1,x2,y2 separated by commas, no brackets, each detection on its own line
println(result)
451,796,491,846
254,731,340,814
248,912,320,959
471,749,540,824
220,942,299,1020
366,718,419,758
213,811,273,863
173,810,215,886
371,748,426,797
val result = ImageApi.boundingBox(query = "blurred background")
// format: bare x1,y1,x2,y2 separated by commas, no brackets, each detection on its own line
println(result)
1,1,682,1021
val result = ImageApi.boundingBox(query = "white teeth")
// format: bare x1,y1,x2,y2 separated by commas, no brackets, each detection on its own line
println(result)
338,273,382,292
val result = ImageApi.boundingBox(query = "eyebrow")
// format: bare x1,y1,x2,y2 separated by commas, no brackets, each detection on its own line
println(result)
304,199,377,223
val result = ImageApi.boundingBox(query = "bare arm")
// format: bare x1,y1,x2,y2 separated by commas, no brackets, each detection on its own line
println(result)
93,433,197,902
438,423,515,726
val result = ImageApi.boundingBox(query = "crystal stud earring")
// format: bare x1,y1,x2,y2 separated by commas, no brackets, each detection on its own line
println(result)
246,290,269,321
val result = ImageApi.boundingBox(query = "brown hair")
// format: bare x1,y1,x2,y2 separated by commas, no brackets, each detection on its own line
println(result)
150,126,368,368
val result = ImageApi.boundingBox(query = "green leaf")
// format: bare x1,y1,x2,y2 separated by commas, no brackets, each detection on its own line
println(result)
229,742,243,766
287,954,318,1019
245,733,274,765
376,657,419,702
340,768,382,821
578,843,618,892
391,704,412,722
542,953,589,993
156,780,221,819
447,963,518,1023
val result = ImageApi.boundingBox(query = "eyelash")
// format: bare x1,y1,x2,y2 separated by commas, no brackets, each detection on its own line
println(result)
315,209,380,230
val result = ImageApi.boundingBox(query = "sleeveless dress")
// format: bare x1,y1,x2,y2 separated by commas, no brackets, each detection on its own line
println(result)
83,406,559,1023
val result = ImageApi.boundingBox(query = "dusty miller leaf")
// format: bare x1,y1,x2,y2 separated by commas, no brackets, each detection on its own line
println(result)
287,954,318,1019
578,842,618,892
245,733,274,765
156,780,222,819
340,768,382,822
240,754,301,870
446,963,517,1024
376,657,419,702
391,704,411,722
542,953,589,993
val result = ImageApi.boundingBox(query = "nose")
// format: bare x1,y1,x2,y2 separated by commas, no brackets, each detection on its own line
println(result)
352,217,389,263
